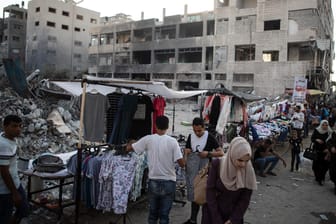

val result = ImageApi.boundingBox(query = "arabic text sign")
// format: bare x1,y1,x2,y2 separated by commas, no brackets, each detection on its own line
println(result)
292,76,307,103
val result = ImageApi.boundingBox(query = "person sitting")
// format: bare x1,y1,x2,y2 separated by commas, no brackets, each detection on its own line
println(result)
253,139,287,177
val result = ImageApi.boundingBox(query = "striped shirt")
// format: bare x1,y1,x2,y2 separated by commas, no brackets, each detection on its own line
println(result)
0,132,20,194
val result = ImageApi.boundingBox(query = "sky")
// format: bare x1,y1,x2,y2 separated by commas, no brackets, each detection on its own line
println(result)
0,0,214,20
0,0,336,75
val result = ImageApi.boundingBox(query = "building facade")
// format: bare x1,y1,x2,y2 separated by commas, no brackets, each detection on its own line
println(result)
1,4,27,69
26,0,100,78
87,0,333,97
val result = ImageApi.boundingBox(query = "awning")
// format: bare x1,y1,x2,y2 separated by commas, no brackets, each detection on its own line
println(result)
51,76,207,99
285,88,326,95
206,87,266,102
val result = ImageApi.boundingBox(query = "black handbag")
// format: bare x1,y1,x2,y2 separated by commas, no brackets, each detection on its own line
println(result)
303,143,317,160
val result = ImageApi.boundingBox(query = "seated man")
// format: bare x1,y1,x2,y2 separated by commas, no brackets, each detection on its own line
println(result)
254,139,287,177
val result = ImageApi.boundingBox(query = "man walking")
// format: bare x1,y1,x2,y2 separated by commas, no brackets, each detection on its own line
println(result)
0,115,29,224
127,115,185,224
183,117,223,224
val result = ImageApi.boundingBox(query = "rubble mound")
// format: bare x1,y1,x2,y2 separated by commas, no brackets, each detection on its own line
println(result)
0,87,80,159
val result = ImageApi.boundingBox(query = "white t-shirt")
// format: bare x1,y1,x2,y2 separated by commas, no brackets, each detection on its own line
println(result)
291,112,305,129
132,134,183,181
0,133,21,194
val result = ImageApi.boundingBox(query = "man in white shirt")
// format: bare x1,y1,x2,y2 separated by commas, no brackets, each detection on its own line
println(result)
0,115,29,224
290,105,305,137
126,115,185,224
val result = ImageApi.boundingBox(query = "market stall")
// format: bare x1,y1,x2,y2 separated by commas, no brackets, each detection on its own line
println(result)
52,76,207,224
200,87,265,146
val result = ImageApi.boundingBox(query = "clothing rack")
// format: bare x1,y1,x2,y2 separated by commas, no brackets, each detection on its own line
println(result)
74,77,206,224
75,143,126,224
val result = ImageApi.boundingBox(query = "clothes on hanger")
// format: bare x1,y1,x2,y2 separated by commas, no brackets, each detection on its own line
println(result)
109,94,138,144
106,91,124,142
152,96,166,134
67,146,147,213
129,94,153,139
80,92,109,142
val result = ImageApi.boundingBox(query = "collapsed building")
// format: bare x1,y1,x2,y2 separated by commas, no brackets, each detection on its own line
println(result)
0,83,80,159
88,0,334,97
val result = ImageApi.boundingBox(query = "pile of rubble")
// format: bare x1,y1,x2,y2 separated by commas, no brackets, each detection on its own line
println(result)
0,87,81,159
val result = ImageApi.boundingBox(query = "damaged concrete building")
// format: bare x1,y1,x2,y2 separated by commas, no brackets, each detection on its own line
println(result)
25,0,100,78
88,0,334,97
0,3,27,70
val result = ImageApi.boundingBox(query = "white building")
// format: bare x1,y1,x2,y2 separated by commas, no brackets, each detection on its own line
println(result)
26,0,100,78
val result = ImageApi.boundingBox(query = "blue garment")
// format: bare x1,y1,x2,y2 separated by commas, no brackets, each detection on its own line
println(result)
254,156,279,174
0,185,29,224
109,95,138,144
147,179,176,224
249,121,259,142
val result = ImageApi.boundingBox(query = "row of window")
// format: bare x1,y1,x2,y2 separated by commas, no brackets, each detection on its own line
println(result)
34,20,83,32
3,35,21,42
89,19,280,46
89,46,278,64
31,49,82,59
35,7,97,24
31,35,83,46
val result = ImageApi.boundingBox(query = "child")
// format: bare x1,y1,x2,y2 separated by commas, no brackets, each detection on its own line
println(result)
289,130,303,172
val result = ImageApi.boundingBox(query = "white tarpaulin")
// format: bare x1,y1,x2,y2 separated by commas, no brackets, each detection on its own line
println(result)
51,76,207,99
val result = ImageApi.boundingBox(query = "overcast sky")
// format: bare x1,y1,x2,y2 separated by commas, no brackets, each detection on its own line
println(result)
1,0,335,75
0,0,214,20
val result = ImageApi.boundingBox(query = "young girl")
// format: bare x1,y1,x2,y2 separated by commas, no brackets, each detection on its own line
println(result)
289,130,303,172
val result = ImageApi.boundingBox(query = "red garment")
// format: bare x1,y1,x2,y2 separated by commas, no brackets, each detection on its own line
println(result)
152,96,166,133
202,95,215,121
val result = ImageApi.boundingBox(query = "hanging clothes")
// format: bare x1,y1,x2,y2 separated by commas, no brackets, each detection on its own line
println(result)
202,95,215,121
209,95,221,127
96,152,137,214
81,92,109,142
109,94,138,144
216,96,233,135
152,96,166,134
129,94,153,140
106,92,124,142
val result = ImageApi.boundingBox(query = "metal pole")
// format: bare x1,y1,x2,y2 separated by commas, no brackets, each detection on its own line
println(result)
172,100,175,134
75,80,86,224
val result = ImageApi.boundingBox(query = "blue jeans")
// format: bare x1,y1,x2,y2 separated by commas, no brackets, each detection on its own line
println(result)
0,185,30,224
148,179,176,224
254,156,279,174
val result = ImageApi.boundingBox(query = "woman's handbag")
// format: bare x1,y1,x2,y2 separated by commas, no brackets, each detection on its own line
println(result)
303,143,317,161
193,163,210,205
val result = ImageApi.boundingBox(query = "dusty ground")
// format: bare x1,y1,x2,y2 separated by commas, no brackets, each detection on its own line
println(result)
26,101,336,224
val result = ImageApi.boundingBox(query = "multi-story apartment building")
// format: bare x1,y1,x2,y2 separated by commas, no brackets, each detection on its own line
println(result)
26,0,100,78
1,3,27,69
88,0,333,97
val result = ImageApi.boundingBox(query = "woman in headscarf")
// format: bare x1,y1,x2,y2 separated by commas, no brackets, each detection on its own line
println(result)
326,131,336,195
311,120,332,185
201,137,257,224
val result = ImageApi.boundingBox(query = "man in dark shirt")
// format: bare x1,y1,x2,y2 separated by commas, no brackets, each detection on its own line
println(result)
254,139,286,177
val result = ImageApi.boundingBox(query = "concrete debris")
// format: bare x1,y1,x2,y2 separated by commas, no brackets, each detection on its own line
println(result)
0,87,80,159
